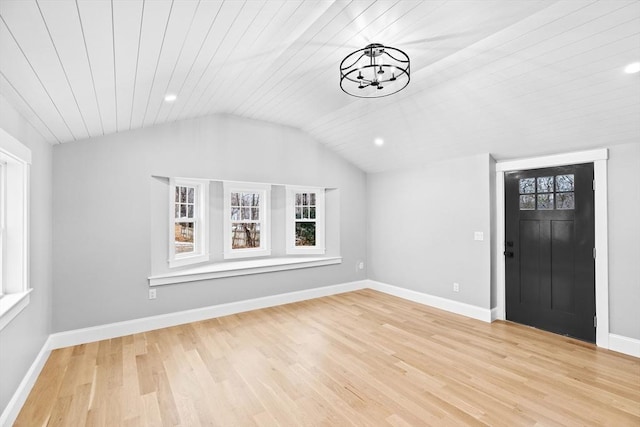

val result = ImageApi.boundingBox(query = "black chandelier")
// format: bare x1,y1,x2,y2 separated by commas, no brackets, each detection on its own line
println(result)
340,43,410,98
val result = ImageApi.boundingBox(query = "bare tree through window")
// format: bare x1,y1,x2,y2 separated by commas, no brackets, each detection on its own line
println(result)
231,192,261,249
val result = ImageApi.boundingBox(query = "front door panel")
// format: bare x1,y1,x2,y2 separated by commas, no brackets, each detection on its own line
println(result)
505,163,595,342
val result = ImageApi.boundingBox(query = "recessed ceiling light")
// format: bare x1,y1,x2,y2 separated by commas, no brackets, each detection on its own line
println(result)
624,62,640,74
374,137,384,146
164,94,177,102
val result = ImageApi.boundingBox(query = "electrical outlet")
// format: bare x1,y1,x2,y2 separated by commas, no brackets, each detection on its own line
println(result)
453,282,460,292
149,288,157,300
358,261,365,270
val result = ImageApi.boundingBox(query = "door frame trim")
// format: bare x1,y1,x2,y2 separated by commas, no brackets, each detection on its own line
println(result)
495,149,609,348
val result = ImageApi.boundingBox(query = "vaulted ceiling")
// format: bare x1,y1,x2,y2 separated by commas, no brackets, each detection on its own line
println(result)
1,0,638,172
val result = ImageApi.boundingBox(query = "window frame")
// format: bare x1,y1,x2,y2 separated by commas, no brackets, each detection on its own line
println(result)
0,128,31,331
223,182,271,259
285,186,325,255
168,178,209,268
0,160,5,297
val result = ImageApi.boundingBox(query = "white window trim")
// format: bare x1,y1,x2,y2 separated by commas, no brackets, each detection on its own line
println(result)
169,178,209,268
149,256,342,286
0,128,31,331
286,186,326,255
223,182,271,259
0,159,5,298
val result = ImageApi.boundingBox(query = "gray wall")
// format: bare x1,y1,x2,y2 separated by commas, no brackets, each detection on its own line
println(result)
0,96,53,414
608,142,640,340
367,153,493,309
52,114,367,332
367,145,640,340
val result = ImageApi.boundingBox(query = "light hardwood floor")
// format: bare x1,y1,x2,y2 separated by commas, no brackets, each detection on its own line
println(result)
15,289,640,426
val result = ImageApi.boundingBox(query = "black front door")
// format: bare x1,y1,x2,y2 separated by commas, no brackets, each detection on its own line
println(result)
505,163,595,342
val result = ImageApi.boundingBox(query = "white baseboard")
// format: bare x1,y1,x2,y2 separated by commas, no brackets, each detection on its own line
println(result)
609,333,640,358
48,280,368,350
367,280,492,322
491,307,501,321
0,336,52,427
5,279,638,427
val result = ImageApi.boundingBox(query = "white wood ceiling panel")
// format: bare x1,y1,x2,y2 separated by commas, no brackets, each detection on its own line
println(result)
436,1,635,86
0,72,56,142
179,0,270,120
467,35,639,100
392,1,591,92
217,0,336,116
139,0,199,129
36,0,103,139
152,0,223,126
233,0,374,118
75,0,117,136
192,0,292,117
0,5,73,142
0,0,637,172
163,0,246,123
128,0,175,130
404,40,637,126
193,0,340,120
486,8,640,84
377,0,501,47
112,0,144,132
0,0,88,141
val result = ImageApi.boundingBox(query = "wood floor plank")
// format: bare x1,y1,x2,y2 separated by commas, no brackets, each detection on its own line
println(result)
14,289,640,426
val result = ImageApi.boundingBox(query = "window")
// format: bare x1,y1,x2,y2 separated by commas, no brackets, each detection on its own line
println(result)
0,128,31,331
169,178,209,268
519,174,575,210
150,178,340,285
0,160,5,297
223,183,271,259
286,187,325,255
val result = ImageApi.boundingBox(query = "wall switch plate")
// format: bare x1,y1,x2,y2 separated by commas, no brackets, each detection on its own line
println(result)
149,288,157,300
453,282,460,292
474,231,484,241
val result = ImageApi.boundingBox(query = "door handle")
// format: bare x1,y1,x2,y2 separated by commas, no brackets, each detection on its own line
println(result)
504,241,514,257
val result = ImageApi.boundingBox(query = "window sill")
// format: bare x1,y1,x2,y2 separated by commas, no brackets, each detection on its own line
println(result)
169,253,210,269
149,256,342,286
0,289,32,331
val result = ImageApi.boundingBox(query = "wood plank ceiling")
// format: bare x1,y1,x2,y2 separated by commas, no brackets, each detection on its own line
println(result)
1,0,638,173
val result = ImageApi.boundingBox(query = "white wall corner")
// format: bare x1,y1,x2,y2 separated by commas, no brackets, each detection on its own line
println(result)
0,336,52,427
608,334,640,358
367,280,492,323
